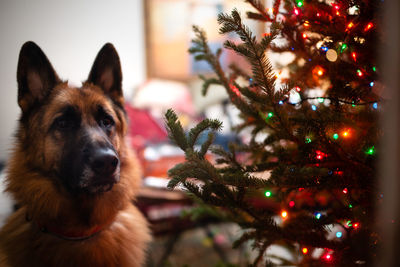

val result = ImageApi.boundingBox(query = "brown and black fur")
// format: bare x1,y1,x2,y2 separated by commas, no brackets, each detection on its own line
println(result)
0,42,151,266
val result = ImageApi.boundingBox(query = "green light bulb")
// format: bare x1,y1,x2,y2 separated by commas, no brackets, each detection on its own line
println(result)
366,146,375,155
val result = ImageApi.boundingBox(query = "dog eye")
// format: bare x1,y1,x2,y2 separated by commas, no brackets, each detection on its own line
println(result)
100,117,114,128
55,118,73,130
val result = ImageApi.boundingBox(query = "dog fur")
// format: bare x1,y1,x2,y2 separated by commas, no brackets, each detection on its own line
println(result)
0,42,151,267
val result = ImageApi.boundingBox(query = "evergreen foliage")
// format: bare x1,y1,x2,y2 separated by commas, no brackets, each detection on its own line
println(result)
165,0,382,265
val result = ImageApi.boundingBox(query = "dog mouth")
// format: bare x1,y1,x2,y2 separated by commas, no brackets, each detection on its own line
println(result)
86,181,116,194
78,166,120,194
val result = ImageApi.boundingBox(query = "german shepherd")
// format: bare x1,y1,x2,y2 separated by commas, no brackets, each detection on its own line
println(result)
0,42,151,266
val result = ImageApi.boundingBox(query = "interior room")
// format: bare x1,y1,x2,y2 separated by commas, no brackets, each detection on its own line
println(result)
0,0,398,266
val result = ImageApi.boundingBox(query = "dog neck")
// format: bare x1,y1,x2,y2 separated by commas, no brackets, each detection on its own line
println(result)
26,213,109,241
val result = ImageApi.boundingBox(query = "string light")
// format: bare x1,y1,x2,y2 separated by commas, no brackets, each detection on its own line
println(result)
313,66,325,76
366,146,375,155
340,43,348,52
321,46,329,52
346,22,354,30
316,12,321,17
295,86,301,92
370,81,374,87
302,247,308,254
230,84,241,97
351,52,357,61
294,7,300,15
372,102,378,109
305,138,312,143
357,69,363,77
268,112,274,118
303,20,310,27
353,223,360,229
343,188,348,194
311,105,317,111
342,129,351,138
323,253,333,261
333,133,339,140
336,231,343,238
315,150,327,160
265,190,272,197
372,66,377,72
281,210,288,219
364,22,374,32
297,0,304,7
289,201,295,207
279,100,284,105
302,33,308,39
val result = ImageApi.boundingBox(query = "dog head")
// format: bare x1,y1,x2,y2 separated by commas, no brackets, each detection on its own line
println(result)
16,42,128,195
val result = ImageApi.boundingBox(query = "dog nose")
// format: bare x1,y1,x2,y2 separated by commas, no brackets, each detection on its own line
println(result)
90,148,119,175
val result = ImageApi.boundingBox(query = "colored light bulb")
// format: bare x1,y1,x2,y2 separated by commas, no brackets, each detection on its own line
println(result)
370,81,375,87
265,191,272,197
302,33,307,39
366,146,375,155
324,254,332,261
372,66,377,72
305,138,312,143
352,52,357,61
342,129,351,138
347,22,354,29
311,105,317,111
279,100,284,105
336,231,343,238
315,212,322,219
343,188,348,194
302,247,308,254
281,210,288,219
294,7,300,15
372,102,378,109
364,22,374,32
297,1,304,7
340,43,347,52
357,69,363,77
289,201,295,207
268,112,274,118
333,133,339,140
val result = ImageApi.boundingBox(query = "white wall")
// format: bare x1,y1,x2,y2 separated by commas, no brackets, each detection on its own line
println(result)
0,0,146,162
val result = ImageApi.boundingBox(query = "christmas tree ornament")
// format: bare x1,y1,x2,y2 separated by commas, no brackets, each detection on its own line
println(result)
326,49,338,62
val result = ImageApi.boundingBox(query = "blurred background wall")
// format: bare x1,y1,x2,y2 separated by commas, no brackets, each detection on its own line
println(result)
0,0,146,162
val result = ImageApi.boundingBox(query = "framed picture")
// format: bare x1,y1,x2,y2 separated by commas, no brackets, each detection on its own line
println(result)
144,0,262,81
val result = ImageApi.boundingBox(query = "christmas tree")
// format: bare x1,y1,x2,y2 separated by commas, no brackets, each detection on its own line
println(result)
165,0,382,265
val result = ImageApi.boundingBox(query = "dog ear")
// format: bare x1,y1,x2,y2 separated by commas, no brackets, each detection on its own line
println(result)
17,41,60,113
87,43,123,107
